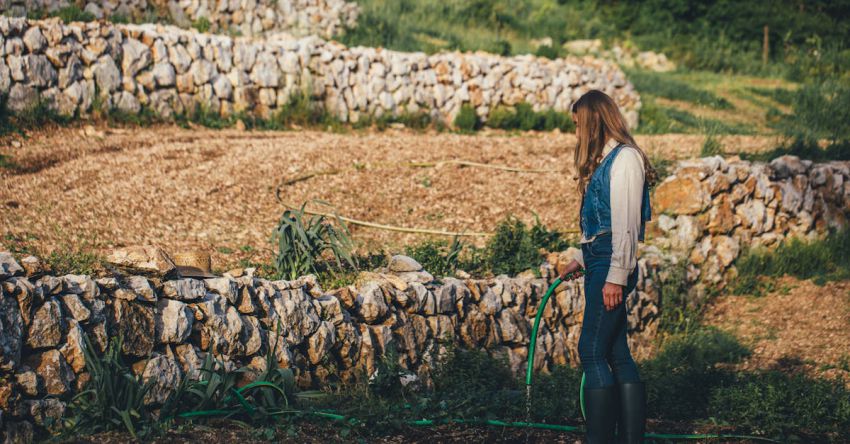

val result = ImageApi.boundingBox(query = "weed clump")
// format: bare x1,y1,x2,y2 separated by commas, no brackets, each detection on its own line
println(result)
485,102,574,132
734,229,850,294
453,104,480,133
271,203,357,280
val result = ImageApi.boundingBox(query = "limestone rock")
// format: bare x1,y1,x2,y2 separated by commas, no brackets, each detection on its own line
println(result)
0,291,24,371
22,26,46,52
141,354,182,405
28,349,74,396
271,288,320,345
27,298,65,349
653,176,710,215
153,62,176,86
93,55,121,94
770,155,809,179
111,299,155,357
0,252,24,278
357,282,388,323
121,38,151,77
59,293,91,322
388,255,423,273
204,277,239,304
59,319,87,373
15,370,38,397
126,275,157,303
713,235,740,267
163,278,205,301
19,255,45,278
155,299,193,344
106,245,176,276
307,320,336,364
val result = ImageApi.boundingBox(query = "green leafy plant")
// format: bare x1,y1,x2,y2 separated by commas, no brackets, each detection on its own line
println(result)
485,215,568,276
271,203,357,280
64,336,157,439
453,104,481,133
405,237,464,277
192,17,212,33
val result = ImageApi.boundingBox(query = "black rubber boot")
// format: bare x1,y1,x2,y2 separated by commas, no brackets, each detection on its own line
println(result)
584,385,617,444
617,382,646,444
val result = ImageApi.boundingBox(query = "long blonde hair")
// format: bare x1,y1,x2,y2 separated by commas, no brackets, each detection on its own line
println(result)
571,90,656,193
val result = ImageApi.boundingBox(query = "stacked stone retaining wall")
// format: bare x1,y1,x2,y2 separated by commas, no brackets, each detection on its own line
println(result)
0,0,359,38
651,155,850,296
0,16,641,127
1,156,848,439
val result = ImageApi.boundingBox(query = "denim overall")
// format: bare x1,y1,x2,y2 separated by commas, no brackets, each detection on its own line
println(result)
579,145,651,389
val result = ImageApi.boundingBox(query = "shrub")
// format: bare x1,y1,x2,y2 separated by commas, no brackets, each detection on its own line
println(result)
405,237,464,277
271,203,357,280
485,215,568,276
534,44,561,60
453,104,480,133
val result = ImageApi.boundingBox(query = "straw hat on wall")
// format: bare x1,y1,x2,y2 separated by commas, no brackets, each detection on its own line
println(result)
172,251,217,278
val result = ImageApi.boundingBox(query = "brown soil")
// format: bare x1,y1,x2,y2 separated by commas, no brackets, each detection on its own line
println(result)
0,124,779,269
704,276,850,384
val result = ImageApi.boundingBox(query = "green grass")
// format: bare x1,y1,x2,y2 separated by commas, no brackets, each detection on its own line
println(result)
734,229,850,295
3,233,103,275
485,102,575,132
636,97,753,135
749,87,795,107
627,70,733,110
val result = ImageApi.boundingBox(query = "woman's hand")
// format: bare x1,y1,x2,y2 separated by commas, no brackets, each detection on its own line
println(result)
557,259,583,281
602,282,623,311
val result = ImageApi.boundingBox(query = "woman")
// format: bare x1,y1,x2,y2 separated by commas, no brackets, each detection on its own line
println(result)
558,90,655,444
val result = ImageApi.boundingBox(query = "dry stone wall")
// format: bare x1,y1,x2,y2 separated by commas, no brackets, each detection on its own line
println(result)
0,247,663,439
0,0,359,38
0,16,642,127
651,155,850,296
1,157,848,438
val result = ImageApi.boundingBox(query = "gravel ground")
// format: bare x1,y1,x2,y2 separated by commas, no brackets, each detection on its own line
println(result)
705,276,850,384
1,124,780,269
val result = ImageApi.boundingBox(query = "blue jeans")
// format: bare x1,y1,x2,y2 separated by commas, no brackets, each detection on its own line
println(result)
579,233,641,389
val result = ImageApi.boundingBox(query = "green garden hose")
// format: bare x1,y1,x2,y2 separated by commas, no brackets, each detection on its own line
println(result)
175,277,778,442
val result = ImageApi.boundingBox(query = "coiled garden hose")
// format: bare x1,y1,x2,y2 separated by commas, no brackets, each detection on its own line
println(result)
175,278,778,442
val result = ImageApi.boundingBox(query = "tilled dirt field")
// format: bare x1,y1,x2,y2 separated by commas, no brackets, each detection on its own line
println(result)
1,124,779,269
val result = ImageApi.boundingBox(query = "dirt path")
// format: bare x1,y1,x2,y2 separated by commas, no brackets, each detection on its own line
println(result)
704,276,850,383
1,125,780,269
